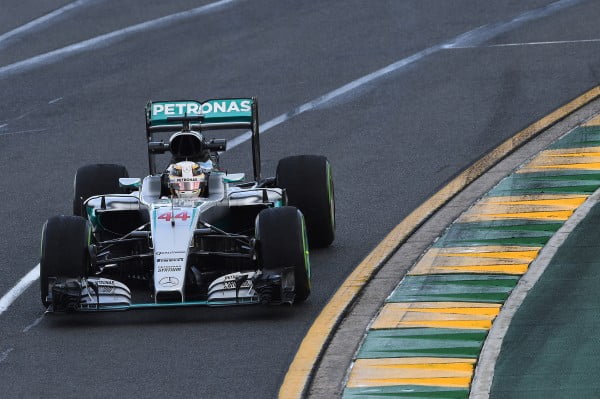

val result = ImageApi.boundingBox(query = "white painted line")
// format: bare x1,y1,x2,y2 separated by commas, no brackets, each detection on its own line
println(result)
442,0,586,50
15,110,34,120
0,124,7,129
0,0,586,318
0,348,14,363
470,188,600,399
0,0,241,79
48,97,63,104
22,314,44,333
0,128,47,136
453,38,600,49
0,0,92,50
0,265,39,315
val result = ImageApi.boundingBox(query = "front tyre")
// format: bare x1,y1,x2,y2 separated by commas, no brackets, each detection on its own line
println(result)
73,163,129,216
40,216,91,307
256,207,311,302
276,155,335,248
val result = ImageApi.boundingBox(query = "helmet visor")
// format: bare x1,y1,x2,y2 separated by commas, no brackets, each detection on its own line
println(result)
171,180,202,192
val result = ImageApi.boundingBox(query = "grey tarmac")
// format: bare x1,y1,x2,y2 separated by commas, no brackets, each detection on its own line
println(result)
0,1,599,398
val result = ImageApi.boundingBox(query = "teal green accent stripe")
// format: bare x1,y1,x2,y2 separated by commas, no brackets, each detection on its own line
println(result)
469,221,562,232
488,171,600,197
387,275,518,304
549,126,600,149
434,220,558,248
357,328,487,359
191,207,198,227
343,385,469,399
437,237,549,247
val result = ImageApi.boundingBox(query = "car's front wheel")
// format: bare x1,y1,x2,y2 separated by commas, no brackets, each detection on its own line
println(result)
256,206,311,302
40,216,91,307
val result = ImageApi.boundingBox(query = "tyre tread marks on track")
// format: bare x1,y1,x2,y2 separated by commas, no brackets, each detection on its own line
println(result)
342,116,600,398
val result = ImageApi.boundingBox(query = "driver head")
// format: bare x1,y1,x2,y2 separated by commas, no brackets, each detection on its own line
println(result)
168,161,207,198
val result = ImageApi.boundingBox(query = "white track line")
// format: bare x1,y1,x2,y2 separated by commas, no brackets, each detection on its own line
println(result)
0,265,39,314
0,0,93,50
22,314,45,333
0,0,241,79
0,348,14,363
0,128,47,137
470,188,600,399
441,0,586,50
453,38,600,49
0,0,586,317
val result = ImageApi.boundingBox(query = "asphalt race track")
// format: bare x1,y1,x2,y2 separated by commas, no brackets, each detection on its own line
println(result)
1,1,599,397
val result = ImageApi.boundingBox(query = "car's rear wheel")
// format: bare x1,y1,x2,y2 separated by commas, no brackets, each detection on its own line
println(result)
276,155,335,248
256,207,310,302
40,216,91,307
73,164,129,216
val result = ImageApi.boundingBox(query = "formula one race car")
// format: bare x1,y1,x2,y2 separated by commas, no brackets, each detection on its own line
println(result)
40,97,335,312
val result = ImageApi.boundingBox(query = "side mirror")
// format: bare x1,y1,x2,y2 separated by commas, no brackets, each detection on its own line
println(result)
223,173,245,183
119,177,141,189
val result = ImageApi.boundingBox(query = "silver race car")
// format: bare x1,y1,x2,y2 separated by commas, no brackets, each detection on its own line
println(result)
40,97,335,312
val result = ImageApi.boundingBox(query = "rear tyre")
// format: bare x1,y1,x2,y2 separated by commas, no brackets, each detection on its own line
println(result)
256,207,311,302
73,164,129,216
276,155,335,248
40,216,91,307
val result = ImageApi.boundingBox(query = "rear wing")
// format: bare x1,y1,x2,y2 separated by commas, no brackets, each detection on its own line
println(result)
144,97,261,180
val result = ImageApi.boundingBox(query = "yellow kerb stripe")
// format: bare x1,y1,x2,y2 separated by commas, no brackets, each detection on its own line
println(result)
521,162,600,172
347,358,476,388
426,264,529,274
584,114,600,126
351,377,473,388
461,210,573,221
442,250,539,260
409,247,538,275
371,302,500,330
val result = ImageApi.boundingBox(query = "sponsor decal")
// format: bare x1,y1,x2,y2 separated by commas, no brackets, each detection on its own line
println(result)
172,177,199,182
156,258,184,263
157,265,182,273
159,276,179,288
151,100,252,118
98,285,114,294
222,281,252,290
91,280,115,294
155,250,185,256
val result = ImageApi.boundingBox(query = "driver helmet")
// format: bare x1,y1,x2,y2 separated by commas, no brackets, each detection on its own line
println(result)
168,161,207,198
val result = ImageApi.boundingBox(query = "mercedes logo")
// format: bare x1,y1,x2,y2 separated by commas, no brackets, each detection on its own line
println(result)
159,276,179,288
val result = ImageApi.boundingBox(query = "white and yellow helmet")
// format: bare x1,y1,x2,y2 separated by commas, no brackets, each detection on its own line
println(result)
168,161,207,198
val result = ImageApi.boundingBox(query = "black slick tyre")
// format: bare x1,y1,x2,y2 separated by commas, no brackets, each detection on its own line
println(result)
73,164,129,216
40,216,91,307
276,155,335,248
256,207,311,302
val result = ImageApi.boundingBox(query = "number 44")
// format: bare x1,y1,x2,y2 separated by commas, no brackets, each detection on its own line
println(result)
158,211,190,222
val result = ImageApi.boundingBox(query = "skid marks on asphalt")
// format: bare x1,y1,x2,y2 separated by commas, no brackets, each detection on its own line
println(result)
0,348,14,364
